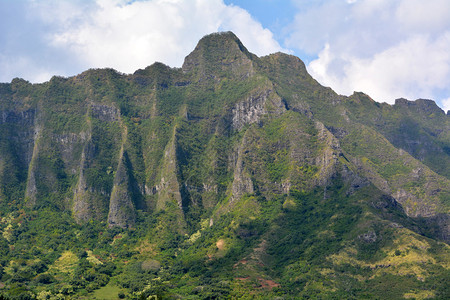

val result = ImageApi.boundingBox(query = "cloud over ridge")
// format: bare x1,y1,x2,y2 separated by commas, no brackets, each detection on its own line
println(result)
287,0,450,106
21,0,284,81
0,0,448,111
0,0,283,82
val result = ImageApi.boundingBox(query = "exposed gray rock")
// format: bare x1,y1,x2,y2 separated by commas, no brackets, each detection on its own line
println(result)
72,137,98,222
91,104,120,122
52,132,85,174
107,150,136,228
155,127,183,211
358,230,378,243
24,123,41,207
231,132,254,202
313,121,341,186
232,87,285,131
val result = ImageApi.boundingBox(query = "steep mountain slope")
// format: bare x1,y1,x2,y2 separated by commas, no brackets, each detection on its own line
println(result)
0,32,448,299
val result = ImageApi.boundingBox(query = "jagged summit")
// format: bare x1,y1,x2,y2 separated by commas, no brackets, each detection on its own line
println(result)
193,31,247,50
182,31,257,80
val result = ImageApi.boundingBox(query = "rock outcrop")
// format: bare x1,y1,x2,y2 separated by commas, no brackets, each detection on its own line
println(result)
155,127,183,211
107,151,136,228
232,85,286,131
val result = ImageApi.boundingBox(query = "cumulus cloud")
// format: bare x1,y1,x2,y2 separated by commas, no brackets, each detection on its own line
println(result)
287,0,450,107
29,0,283,77
0,0,284,83
309,33,450,102
442,98,450,113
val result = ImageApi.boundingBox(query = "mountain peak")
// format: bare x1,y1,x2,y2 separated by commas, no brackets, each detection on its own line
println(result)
182,31,256,80
190,31,249,55
198,31,240,43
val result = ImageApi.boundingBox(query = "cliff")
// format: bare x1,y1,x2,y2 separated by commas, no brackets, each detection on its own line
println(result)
0,31,449,299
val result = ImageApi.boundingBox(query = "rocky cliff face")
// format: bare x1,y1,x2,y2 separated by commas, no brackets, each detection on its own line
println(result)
155,126,183,211
0,31,448,244
107,149,136,228
231,82,286,131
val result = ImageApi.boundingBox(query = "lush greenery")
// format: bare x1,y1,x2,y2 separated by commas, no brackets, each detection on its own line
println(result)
0,32,448,299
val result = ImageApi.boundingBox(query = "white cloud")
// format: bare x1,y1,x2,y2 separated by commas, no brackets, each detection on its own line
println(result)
0,0,285,83
0,54,55,83
442,98,450,113
396,0,450,32
31,0,284,76
309,33,450,103
287,0,450,105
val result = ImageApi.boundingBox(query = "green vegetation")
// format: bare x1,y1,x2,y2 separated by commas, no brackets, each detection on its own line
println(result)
0,32,448,299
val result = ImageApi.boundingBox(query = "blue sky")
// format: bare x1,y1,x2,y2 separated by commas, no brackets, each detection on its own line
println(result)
1,0,449,111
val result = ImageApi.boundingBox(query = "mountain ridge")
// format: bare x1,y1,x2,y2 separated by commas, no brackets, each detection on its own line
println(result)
0,31,448,234
0,31,448,299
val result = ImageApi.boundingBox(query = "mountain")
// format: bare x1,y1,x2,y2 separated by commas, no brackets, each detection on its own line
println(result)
0,32,448,299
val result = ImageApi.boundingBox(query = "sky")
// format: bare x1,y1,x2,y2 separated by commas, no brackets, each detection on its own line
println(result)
1,0,449,112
